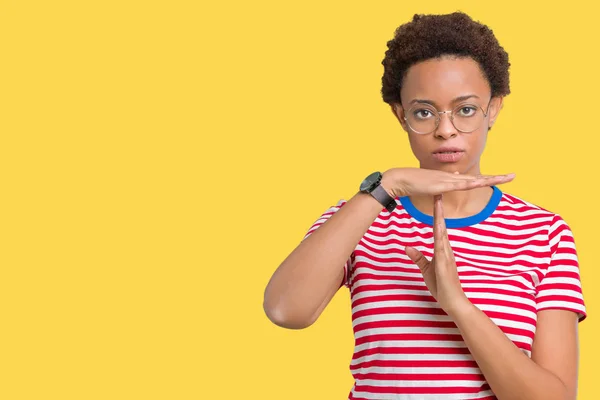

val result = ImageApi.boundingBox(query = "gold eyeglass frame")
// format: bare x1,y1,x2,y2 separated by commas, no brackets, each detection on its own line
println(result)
401,98,493,135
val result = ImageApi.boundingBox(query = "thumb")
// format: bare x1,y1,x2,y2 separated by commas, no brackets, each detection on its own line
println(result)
405,246,430,271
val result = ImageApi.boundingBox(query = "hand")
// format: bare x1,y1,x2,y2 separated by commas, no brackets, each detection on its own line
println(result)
404,194,470,315
381,167,515,198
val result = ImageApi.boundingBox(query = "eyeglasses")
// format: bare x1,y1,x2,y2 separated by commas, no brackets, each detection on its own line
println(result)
401,98,492,135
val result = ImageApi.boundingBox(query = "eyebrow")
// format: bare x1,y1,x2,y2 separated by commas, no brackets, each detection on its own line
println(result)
409,94,480,107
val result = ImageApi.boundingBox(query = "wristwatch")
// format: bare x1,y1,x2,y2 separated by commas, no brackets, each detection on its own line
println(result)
359,171,397,213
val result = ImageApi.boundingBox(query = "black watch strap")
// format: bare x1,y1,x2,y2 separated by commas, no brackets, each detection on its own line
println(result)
370,184,397,213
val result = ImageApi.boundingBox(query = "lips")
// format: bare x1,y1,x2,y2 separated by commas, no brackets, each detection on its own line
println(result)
432,148,465,163
433,147,465,154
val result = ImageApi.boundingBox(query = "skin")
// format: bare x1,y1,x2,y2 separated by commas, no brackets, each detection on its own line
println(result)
398,57,580,400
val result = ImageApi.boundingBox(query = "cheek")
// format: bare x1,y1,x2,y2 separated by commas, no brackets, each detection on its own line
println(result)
468,131,489,155
407,134,432,161
407,134,425,154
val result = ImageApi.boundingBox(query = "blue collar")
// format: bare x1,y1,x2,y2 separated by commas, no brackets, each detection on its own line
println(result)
398,186,502,228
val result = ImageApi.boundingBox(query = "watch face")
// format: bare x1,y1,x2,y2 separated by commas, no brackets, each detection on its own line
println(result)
360,171,382,192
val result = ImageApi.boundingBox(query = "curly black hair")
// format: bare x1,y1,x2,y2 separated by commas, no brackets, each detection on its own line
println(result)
381,12,510,105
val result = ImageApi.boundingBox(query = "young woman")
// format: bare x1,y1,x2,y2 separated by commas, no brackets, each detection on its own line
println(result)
263,12,586,400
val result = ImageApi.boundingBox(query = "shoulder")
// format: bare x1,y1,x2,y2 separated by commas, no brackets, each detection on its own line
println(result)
500,190,561,219
498,190,571,235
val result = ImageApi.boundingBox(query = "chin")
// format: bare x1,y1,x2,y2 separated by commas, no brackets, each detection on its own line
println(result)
421,162,463,173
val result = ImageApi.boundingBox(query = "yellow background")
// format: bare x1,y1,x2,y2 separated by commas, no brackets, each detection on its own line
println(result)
1,0,598,399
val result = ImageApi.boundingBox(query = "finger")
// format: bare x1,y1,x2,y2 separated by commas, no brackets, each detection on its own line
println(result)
433,194,449,257
449,172,515,181
405,246,430,271
441,174,515,193
433,196,459,266
461,175,515,187
433,194,446,241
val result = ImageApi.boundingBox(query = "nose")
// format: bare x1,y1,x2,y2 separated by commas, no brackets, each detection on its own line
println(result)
434,111,458,139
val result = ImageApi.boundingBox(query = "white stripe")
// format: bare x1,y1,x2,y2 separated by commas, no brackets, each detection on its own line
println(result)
475,303,536,319
549,252,578,262
353,300,440,313
354,340,468,353
466,290,536,304
539,277,581,287
354,326,461,339
354,366,482,375
351,353,475,365
537,300,585,311
352,288,433,301
352,278,428,288
505,332,534,344
460,281,534,292
485,214,552,225
349,390,495,400
354,378,483,388
353,313,452,327
537,289,584,300
459,273,535,288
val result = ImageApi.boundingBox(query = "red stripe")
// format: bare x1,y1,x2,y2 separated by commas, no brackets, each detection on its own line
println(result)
536,282,583,293
480,310,536,326
353,372,485,381
353,347,472,359
352,306,447,320
352,283,430,296
353,319,458,333
350,359,479,370
352,384,487,395
469,297,536,314
355,333,465,345
353,272,425,283
352,293,436,308
536,294,585,305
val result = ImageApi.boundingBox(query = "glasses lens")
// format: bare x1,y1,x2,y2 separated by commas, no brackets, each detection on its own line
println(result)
452,104,485,133
406,105,438,134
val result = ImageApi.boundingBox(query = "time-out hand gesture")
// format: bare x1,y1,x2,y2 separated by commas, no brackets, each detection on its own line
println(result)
405,194,469,314
382,168,515,198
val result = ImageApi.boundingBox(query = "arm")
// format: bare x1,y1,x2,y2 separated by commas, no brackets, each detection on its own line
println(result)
264,169,515,330
449,303,579,400
263,190,384,330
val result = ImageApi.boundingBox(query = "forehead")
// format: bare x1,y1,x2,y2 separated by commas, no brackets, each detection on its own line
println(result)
400,57,490,104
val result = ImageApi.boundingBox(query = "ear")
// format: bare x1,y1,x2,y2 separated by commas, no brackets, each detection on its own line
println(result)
487,96,504,130
391,103,409,132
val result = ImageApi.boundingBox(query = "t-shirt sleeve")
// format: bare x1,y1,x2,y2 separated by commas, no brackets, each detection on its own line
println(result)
302,199,352,288
535,214,586,322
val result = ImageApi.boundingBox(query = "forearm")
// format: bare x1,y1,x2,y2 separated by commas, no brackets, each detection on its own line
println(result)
449,302,568,400
264,191,383,328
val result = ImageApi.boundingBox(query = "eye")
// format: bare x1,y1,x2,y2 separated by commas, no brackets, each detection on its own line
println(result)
413,109,434,119
457,106,477,117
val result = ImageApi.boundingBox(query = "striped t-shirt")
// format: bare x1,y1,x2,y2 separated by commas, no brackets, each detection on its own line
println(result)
303,186,586,400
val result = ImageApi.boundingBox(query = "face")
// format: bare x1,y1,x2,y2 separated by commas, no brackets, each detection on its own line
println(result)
391,56,503,175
